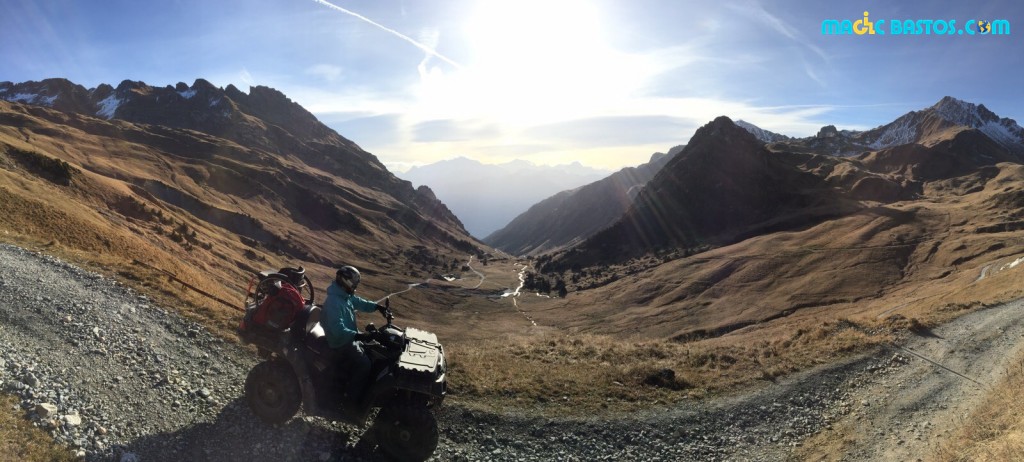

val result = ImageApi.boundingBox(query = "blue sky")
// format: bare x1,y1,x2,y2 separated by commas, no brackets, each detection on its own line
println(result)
2,0,1022,171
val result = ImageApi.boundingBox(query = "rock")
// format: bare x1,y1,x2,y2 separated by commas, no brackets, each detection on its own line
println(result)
197,388,211,399
120,453,140,462
64,413,82,427
93,327,102,339
36,403,58,419
24,374,39,388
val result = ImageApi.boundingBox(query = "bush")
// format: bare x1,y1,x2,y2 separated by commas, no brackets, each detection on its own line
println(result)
6,147,78,185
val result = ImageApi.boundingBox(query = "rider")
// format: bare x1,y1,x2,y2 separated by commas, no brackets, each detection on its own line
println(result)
322,265,387,403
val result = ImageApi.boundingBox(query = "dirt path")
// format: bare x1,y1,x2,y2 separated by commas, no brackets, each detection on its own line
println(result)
803,299,1024,461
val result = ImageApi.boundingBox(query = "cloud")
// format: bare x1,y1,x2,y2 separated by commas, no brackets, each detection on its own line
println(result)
730,0,828,61
317,112,403,150
412,119,501,142
524,116,692,148
239,68,255,86
305,64,343,81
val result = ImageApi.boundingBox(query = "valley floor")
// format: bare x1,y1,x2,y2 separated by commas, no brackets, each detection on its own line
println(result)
2,243,1024,461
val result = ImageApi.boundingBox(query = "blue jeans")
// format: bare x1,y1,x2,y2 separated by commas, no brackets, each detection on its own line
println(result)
337,341,371,401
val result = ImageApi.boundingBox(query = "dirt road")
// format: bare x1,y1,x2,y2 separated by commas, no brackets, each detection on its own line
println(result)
802,300,1024,461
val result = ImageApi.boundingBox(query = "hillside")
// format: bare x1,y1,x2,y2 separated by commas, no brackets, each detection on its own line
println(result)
484,147,682,256
551,116,867,268
0,78,483,335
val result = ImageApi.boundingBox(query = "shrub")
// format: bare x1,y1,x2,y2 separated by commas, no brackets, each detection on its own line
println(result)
6,147,78,185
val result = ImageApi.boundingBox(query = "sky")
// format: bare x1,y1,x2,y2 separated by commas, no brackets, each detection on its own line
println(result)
1,0,1022,172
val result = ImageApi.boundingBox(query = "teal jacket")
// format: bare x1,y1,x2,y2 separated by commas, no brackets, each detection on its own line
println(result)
322,281,379,348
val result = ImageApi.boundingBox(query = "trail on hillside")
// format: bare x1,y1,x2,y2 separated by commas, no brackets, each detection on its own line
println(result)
465,255,485,289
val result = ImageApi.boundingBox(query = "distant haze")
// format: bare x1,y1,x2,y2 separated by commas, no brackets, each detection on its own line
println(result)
397,157,611,238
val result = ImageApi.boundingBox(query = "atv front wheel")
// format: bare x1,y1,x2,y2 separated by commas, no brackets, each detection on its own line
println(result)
374,404,439,462
244,360,301,424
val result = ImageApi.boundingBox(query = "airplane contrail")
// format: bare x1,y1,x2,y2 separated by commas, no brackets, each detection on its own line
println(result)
311,0,462,69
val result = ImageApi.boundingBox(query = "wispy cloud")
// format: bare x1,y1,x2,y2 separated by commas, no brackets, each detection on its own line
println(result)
310,0,462,69
730,0,828,62
727,0,830,92
305,64,343,81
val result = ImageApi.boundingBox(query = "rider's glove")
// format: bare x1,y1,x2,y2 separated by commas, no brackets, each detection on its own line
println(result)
376,304,388,315
353,332,372,342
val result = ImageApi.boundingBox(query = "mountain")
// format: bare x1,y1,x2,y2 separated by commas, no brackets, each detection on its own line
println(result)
0,78,482,328
528,97,1024,342
551,117,862,267
397,157,611,238
772,96,1024,157
735,120,790,143
484,146,683,256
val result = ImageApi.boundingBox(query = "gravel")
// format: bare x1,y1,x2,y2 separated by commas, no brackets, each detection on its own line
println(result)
3,242,1022,461
0,244,373,461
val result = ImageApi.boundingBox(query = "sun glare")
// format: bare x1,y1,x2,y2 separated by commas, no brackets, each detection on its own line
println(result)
414,0,648,127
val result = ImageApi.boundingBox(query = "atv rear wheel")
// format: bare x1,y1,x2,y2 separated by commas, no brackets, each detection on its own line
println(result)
374,404,439,462
245,360,301,424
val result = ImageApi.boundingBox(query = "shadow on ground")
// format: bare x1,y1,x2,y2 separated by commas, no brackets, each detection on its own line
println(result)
116,398,392,462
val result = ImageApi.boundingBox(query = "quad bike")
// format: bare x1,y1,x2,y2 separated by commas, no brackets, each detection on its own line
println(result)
237,269,447,462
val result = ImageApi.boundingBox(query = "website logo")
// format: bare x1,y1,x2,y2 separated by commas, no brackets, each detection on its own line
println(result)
822,11,1010,36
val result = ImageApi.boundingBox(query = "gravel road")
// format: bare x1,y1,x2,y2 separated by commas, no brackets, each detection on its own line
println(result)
2,243,1022,461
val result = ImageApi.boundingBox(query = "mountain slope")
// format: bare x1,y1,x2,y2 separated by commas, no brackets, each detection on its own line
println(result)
0,78,482,333
484,146,682,256
553,116,858,267
398,157,610,238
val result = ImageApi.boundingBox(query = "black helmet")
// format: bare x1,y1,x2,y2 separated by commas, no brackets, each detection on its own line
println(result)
279,266,306,288
336,266,360,293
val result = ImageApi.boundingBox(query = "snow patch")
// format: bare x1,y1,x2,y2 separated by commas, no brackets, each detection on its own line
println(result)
868,115,918,149
980,120,1024,147
1,92,59,106
96,94,122,119
208,97,221,107
7,93,38,103
1001,256,1024,271
178,89,197,99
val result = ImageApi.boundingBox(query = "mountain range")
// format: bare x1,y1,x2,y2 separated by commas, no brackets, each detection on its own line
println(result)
397,157,610,238
5,77,1024,346
517,96,1024,341
491,97,1024,269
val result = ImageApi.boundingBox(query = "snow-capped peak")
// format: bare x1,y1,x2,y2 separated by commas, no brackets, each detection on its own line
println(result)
735,120,789,143
931,96,999,127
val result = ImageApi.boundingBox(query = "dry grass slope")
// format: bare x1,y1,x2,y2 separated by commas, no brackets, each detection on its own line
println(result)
935,359,1024,461
0,395,77,462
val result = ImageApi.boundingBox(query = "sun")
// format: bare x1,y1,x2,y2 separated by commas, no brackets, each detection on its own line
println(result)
413,0,643,126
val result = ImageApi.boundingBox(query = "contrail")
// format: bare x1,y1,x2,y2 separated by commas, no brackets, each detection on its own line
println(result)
311,0,462,69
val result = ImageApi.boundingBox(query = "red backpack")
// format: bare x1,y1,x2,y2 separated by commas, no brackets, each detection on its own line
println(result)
244,281,306,331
